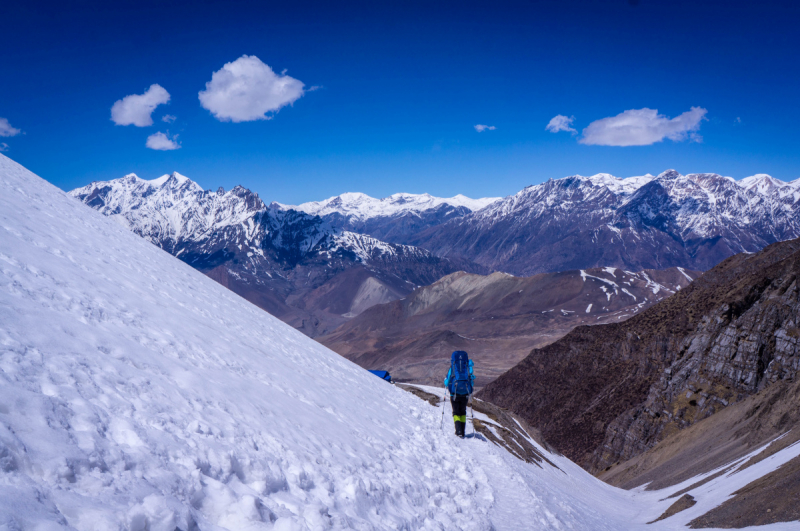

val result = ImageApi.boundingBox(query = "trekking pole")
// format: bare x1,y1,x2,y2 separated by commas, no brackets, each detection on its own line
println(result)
439,388,448,431
469,394,475,437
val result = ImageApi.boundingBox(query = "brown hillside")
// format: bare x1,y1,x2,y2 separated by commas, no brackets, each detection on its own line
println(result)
478,238,800,472
601,377,800,527
320,267,698,386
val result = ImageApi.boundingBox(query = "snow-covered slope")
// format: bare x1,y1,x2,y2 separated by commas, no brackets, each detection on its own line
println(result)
736,173,800,196
573,172,655,195
409,170,800,275
1,154,798,529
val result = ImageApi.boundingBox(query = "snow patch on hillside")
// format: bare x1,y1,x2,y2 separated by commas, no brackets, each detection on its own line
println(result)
330,231,430,262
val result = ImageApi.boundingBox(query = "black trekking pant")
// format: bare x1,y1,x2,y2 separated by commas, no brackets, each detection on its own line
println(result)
450,394,469,436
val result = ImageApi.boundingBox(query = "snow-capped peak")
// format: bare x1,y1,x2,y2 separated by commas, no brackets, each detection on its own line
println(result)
655,169,683,181
475,172,659,221
737,173,787,194
452,168,800,275
69,170,447,276
337,191,372,202
147,171,202,191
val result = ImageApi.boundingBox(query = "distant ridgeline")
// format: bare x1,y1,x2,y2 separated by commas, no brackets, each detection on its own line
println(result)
406,171,800,276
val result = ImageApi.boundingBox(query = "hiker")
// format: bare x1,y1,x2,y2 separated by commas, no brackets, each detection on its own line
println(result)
444,350,475,438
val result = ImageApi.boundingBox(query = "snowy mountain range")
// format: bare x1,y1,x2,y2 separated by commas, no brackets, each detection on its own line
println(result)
405,170,800,275
283,191,500,218
69,168,800,338
5,152,800,529
70,173,480,336
279,191,501,244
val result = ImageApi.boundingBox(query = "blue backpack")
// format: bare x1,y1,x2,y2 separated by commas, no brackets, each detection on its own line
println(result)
445,350,474,395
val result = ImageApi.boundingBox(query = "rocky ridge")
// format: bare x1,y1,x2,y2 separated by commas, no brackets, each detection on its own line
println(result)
598,239,800,471
478,237,800,473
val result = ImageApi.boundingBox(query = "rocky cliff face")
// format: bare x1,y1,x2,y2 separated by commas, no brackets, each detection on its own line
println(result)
598,242,800,472
478,238,800,472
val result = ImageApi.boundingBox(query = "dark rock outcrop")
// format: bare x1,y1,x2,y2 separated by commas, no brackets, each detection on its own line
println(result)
478,238,800,472
649,494,696,524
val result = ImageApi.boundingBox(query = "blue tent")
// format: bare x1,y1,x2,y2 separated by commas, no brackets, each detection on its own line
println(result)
368,370,392,382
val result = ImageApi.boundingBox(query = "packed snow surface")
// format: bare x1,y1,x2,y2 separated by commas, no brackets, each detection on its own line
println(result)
1,153,797,530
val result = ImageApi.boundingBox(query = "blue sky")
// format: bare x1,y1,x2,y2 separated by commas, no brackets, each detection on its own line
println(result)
2,0,800,204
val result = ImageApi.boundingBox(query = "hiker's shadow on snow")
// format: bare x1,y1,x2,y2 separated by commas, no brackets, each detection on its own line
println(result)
466,433,487,441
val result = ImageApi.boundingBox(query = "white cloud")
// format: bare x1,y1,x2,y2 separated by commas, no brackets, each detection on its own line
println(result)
0,118,21,137
474,124,496,132
545,115,577,134
579,107,707,146
111,84,171,127
146,131,181,151
0,143,8,152
162,114,176,123
198,55,305,122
